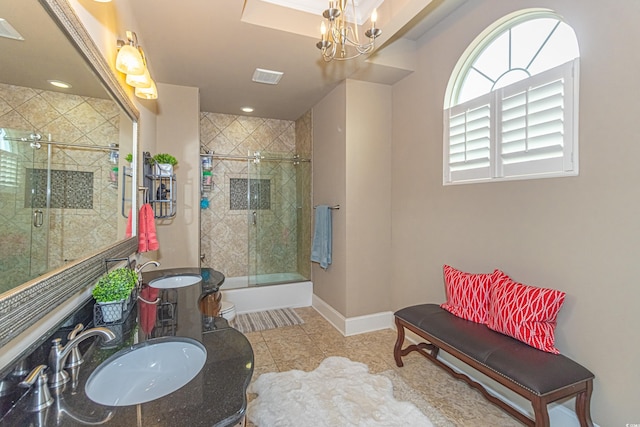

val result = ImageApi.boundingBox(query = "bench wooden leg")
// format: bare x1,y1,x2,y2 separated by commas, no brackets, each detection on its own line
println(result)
531,397,550,427
575,380,594,427
393,318,406,366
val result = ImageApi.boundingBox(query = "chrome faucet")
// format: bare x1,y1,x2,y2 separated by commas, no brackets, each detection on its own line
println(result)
48,326,116,388
135,260,160,273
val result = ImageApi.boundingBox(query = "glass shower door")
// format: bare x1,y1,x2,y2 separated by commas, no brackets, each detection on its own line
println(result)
0,129,49,292
247,152,267,286
247,151,299,286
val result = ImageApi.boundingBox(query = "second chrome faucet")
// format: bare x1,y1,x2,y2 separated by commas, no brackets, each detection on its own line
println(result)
48,326,116,388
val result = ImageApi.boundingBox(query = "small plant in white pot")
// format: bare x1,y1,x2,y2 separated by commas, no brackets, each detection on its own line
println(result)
151,153,178,177
92,268,137,323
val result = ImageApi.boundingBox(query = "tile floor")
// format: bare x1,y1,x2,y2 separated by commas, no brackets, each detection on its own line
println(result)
244,307,523,427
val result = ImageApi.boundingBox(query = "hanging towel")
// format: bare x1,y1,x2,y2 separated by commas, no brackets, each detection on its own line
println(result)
311,205,332,269
138,203,159,253
139,286,159,336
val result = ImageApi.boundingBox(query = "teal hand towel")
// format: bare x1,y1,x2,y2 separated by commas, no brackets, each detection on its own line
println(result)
311,205,332,269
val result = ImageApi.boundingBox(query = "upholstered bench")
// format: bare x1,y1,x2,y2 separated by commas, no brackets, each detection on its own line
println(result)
394,304,594,427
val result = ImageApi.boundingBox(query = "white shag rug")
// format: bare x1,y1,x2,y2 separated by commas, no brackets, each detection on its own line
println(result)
247,356,434,427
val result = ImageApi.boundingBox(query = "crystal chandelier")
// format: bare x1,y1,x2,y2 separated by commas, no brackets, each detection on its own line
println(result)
316,0,382,62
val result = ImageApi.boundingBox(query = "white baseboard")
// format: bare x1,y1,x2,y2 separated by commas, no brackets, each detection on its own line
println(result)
222,281,313,314
311,294,394,336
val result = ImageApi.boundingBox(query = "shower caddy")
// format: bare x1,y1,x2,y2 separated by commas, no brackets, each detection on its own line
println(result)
143,151,177,218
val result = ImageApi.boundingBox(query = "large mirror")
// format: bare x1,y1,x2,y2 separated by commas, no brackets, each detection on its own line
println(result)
0,0,139,353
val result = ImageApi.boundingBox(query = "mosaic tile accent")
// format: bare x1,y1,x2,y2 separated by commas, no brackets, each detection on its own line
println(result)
25,168,94,209
230,178,271,210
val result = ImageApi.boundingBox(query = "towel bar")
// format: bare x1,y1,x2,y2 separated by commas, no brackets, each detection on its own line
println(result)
313,204,340,210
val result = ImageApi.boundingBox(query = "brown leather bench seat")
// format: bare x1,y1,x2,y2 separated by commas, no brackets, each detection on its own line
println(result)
394,304,595,427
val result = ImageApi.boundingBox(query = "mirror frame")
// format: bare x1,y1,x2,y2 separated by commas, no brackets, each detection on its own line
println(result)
0,0,139,350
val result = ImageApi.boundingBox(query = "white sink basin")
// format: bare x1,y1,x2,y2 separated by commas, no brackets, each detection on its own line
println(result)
85,337,207,406
149,274,202,289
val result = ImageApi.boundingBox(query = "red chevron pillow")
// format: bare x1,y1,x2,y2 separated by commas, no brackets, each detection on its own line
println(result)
440,265,507,324
486,276,566,354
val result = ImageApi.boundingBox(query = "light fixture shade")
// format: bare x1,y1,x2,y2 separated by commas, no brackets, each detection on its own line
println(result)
135,80,158,100
126,67,152,88
116,44,145,75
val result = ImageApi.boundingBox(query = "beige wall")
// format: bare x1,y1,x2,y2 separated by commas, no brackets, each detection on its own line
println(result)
390,0,640,424
313,82,348,314
154,83,200,268
345,81,393,316
313,80,393,318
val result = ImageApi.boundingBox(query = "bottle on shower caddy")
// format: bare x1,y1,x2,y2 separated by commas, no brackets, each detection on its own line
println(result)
201,153,213,170
202,170,213,186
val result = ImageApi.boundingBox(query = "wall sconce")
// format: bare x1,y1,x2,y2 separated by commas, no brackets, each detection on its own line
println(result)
126,67,152,88
116,31,158,99
135,81,158,100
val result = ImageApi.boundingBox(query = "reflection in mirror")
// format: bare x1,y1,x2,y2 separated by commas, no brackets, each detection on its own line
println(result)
0,0,134,293
0,0,139,356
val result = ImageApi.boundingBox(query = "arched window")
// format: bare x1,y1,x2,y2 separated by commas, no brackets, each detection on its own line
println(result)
444,10,580,184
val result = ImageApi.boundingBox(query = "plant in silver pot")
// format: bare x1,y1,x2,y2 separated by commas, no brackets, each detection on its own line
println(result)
92,268,137,323
150,153,178,177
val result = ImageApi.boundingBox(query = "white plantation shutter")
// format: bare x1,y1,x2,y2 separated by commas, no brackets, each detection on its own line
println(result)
444,59,578,184
0,150,18,190
498,60,577,178
445,95,492,183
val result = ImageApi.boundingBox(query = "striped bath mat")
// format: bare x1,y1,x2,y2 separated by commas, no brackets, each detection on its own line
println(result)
231,308,304,333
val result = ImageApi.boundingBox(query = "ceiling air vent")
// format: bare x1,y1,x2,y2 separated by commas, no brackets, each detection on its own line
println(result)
0,18,24,41
252,68,284,85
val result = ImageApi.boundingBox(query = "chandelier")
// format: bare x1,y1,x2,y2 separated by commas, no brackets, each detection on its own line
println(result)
316,0,382,62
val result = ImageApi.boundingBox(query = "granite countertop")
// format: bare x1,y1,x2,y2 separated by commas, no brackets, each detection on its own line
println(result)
0,267,253,427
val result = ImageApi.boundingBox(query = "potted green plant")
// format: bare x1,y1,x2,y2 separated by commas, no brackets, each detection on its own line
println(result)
124,153,133,165
151,153,178,177
92,267,138,322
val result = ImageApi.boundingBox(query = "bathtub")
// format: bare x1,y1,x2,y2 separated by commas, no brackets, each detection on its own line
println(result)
221,273,312,314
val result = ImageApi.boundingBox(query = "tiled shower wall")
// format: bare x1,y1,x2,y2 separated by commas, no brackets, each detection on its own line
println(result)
295,111,312,280
0,83,120,292
199,111,312,280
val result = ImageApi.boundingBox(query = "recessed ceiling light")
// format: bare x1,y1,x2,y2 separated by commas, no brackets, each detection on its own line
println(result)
48,80,72,89
241,107,254,113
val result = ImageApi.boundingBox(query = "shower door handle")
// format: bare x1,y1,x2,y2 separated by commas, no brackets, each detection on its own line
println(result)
33,210,44,228
252,211,257,226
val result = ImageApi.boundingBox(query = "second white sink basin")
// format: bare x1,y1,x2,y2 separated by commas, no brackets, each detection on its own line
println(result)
85,337,207,406
149,274,202,289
